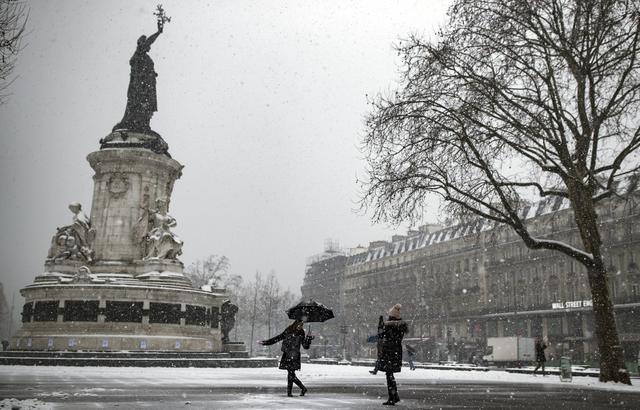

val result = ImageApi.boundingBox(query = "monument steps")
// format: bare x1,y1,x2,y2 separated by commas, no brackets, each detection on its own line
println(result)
0,350,272,367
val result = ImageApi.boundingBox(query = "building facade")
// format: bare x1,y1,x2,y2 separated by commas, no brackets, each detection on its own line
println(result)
301,248,348,358
301,194,640,369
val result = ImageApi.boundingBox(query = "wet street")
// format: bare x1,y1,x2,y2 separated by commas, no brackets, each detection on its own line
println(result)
1,365,639,409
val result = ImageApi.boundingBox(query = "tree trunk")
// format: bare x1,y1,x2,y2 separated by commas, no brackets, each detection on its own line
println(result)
570,186,630,384
587,260,630,384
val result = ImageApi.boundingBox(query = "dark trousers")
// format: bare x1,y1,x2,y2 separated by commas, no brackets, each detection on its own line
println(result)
533,360,546,375
385,372,399,402
287,370,304,394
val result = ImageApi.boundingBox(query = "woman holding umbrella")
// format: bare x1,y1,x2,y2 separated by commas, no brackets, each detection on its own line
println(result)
260,319,313,397
260,300,333,397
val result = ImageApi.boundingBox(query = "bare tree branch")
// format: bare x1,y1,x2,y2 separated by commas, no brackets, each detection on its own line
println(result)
0,0,28,104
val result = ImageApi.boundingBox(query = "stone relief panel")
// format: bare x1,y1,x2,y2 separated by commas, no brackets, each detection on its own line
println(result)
107,173,130,199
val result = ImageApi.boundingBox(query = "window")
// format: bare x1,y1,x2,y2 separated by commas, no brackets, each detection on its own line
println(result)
149,303,181,324
568,315,583,337
105,301,143,323
486,320,498,337
185,305,207,326
515,318,527,337
33,300,59,322
502,319,515,336
548,275,560,301
210,306,219,328
547,317,563,336
21,302,33,323
63,300,99,322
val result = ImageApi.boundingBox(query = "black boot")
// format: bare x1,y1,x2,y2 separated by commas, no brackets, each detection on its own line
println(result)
392,379,400,403
300,386,307,396
383,372,396,405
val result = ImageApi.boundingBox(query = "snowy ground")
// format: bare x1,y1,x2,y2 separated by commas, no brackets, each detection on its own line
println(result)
1,364,639,409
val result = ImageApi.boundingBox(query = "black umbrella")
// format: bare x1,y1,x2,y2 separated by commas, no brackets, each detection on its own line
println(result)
286,299,334,323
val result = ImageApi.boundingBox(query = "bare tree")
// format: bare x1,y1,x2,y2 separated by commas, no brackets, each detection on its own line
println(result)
248,271,262,356
262,271,279,342
0,0,28,104
362,0,639,384
224,271,299,356
0,282,10,341
184,254,230,289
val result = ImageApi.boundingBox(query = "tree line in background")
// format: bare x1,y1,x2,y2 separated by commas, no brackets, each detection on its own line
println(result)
185,255,299,356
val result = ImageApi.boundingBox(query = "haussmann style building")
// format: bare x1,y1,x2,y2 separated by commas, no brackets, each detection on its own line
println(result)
301,188,640,370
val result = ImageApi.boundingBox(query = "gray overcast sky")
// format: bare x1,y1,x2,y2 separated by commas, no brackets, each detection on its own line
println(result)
0,0,450,310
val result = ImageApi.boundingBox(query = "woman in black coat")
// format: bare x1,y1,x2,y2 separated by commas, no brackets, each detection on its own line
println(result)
378,304,408,406
260,320,313,397
533,337,548,376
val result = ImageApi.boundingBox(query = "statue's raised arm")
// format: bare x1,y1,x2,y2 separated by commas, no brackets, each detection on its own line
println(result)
143,19,164,49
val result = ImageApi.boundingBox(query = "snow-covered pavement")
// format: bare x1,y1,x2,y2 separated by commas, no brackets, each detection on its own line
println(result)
1,364,639,409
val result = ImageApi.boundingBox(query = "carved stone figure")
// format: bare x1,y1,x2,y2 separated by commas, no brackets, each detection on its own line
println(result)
102,7,172,155
71,266,94,284
47,203,95,263
220,301,239,343
143,198,183,260
113,21,163,135
112,6,171,136
69,202,92,245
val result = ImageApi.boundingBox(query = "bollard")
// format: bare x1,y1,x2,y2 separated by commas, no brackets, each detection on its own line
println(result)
560,356,572,382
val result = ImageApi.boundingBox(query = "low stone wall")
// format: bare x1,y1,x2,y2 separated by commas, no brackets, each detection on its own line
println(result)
0,351,275,368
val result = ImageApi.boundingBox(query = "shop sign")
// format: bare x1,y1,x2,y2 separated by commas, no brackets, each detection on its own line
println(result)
551,300,593,309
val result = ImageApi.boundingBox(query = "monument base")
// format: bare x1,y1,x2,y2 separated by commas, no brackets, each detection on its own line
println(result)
100,131,170,156
0,350,277,368
223,341,249,358
15,279,227,353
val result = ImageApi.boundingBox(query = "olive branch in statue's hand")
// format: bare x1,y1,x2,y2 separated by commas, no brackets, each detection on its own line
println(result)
154,4,171,33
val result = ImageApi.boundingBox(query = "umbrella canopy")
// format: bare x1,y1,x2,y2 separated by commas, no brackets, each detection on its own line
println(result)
287,300,334,323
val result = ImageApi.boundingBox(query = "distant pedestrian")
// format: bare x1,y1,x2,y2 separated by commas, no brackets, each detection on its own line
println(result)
406,344,416,370
260,320,313,397
370,315,384,375
378,304,408,406
1,340,8,351
533,337,548,376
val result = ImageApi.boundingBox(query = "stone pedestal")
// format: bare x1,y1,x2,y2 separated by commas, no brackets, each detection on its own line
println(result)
223,342,249,358
13,138,229,353
87,147,183,267
15,283,226,352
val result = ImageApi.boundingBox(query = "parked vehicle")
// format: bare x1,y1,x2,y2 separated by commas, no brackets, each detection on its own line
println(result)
483,337,535,366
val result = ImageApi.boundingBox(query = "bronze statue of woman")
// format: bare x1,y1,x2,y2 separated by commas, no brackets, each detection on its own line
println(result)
113,20,164,134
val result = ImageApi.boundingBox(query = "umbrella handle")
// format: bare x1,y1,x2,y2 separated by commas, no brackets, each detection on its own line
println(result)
308,324,311,335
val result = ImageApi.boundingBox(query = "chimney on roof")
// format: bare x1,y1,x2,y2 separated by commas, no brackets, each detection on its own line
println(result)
418,224,443,234
368,240,388,249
